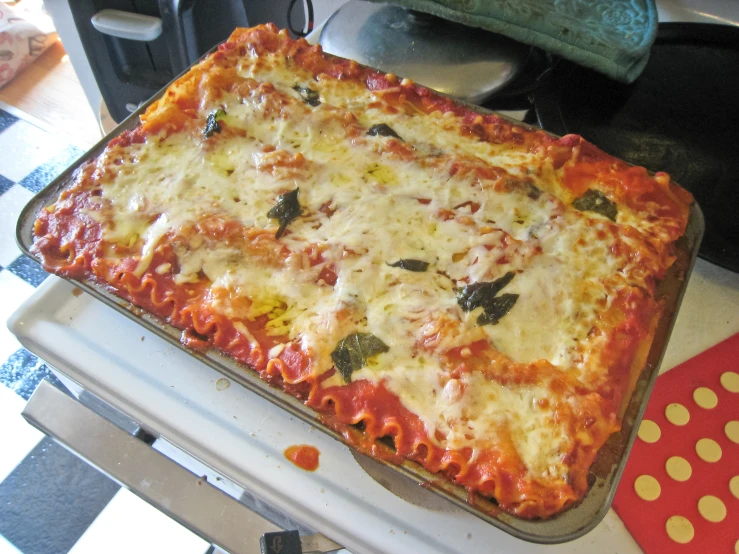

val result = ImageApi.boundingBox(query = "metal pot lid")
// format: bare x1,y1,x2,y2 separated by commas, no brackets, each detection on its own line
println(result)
319,0,532,104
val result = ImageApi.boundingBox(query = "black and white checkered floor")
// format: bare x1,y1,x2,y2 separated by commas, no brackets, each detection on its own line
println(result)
0,107,215,554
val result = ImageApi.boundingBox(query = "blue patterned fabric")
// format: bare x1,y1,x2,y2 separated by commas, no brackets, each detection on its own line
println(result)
368,0,658,82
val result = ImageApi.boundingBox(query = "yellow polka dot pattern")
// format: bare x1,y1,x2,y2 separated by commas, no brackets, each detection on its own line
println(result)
665,515,694,544
637,419,661,443
665,456,692,482
693,387,718,409
695,438,722,463
622,360,739,550
634,475,661,501
730,475,739,500
725,420,739,444
720,371,739,393
665,402,690,426
697,495,726,523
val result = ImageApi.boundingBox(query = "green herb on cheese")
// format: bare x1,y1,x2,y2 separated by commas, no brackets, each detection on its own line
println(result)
388,259,429,272
331,332,390,382
267,188,303,239
203,108,226,138
458,272,519,326
572,189,618,221
367,123,402,140
293,85,321,106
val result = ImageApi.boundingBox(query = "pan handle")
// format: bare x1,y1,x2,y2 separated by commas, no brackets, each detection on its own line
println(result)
21,380,342,554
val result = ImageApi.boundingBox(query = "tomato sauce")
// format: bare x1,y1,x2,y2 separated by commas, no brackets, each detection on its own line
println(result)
284,444,320,471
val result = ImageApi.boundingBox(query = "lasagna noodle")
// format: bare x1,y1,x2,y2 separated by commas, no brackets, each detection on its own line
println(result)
31,24,692,518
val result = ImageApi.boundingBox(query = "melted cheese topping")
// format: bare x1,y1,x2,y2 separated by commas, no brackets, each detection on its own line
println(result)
86,46,645,482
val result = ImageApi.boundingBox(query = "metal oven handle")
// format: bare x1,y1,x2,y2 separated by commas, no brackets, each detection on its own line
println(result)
22,380,343,554
91,9,163,41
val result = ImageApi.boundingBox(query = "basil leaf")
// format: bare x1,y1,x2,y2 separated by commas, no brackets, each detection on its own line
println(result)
293,85,321,106
388,259,429,272
504,178,541,200
458,272,515,312
367,124,402,140
267,188,302,238
572,189,618,222
521,181,542,200
203,108,226,138
458,272,518,326
476,294,519,325
331,332,390,383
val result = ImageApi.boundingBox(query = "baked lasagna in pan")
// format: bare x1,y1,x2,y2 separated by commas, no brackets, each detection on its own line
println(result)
31,25,693,518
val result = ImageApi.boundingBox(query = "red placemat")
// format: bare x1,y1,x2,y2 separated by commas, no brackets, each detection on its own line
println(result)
613,333,739,553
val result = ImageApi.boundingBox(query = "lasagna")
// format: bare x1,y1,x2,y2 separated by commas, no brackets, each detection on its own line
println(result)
31,25,693,518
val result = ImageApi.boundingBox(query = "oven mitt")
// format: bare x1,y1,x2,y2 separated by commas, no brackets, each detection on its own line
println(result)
366,0,658,83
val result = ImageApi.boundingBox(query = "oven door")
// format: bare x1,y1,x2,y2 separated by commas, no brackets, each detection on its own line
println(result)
22,380,342,554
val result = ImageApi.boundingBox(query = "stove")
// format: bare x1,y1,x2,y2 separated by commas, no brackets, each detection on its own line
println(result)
10,2,739,553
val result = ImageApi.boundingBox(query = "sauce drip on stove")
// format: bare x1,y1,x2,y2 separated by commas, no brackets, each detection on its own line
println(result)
284,444,320,471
